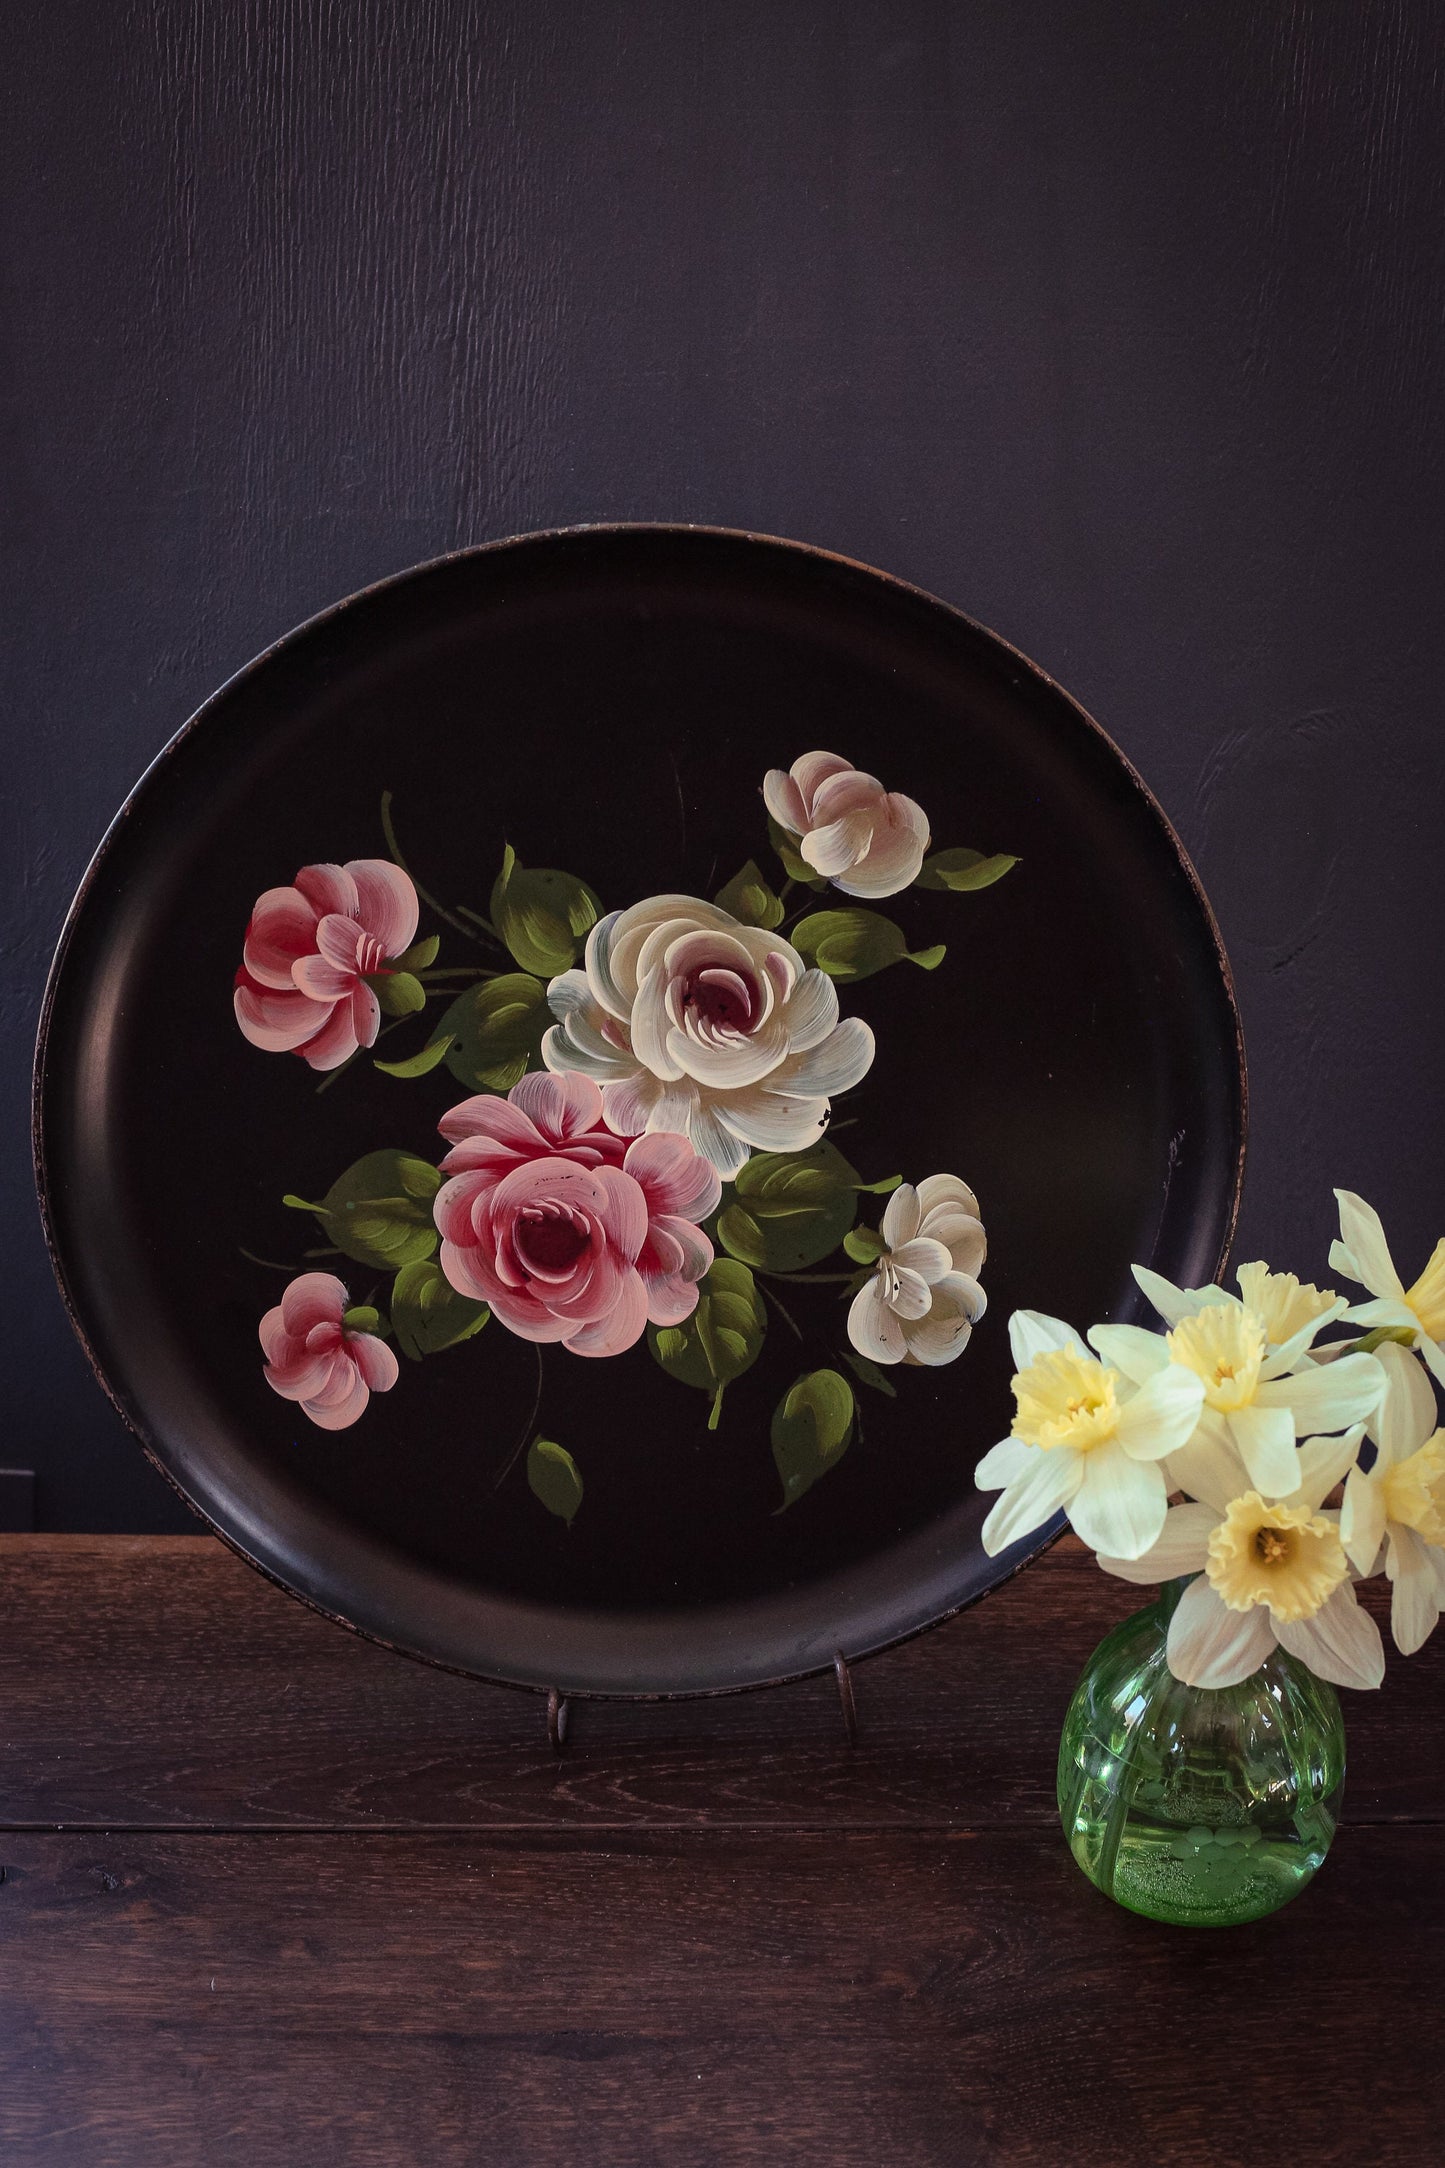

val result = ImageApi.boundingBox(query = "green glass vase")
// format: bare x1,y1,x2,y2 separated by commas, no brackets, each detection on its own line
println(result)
1057,1578,1346,1924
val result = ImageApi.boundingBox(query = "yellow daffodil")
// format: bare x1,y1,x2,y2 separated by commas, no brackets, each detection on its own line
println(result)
1093,1275,1384,1501
1341,1340,1445,1654
1098,1426,1384,1690
978,1310,1204,1560
1330,1191,1445,1389
1132,1259,1345,1351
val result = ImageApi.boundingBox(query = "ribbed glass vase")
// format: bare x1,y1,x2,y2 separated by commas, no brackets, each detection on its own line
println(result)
1057,1578,1346,1925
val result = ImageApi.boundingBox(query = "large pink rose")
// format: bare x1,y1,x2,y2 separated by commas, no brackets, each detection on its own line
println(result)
435,1072,723,1358
234,859,420,1071
260,1272,399,1430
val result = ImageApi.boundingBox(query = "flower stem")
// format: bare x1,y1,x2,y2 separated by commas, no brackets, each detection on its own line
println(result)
494,1343,546,1491
758,1280,805,1341
455,904,507,946
757,1268,858,1285
380,790,494,949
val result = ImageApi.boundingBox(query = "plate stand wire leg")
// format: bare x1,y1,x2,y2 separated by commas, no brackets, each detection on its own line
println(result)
834,1651,858,1746
546,1686,570,1756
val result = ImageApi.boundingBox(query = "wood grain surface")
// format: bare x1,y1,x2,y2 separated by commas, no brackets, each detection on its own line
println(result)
1,1535,1442,2164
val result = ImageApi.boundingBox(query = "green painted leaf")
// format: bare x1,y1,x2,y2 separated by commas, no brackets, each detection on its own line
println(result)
390,1259,490,1359
393,934,441,972
283,1150,440,1270
340,1304,383,1336
791,908,945,982
372,970,427,1018
527,1437,583,1527
853,1172,903,1195
375,1033,456,1079
772,1369,855,1509
490,845,601,978
714,859,784,929
647,1258,767,1427
843,1225,887,1265
715,1139,860,1272
766,815,827,889
844,1350,897,1398
437,973,551,1092
915,848,1019,893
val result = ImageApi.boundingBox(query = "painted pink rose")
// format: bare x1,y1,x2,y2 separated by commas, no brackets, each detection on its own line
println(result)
764,750,930,898
435,1072,723,1358
260,1272,399,1431
234,859,420,1071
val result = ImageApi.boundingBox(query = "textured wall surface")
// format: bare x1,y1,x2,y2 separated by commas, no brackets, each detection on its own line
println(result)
4,0,1442,1528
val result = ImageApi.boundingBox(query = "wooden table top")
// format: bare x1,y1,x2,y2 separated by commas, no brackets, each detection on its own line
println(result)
1,1532,1439,2166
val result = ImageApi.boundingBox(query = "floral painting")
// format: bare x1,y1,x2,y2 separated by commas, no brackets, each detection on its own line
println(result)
235,752,1017,1521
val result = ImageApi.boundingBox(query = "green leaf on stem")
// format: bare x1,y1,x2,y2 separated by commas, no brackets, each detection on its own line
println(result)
527,1437,583,1527
714,859,784,929
716,1138,860,1272
772,1369,855,1509
843,1225,887,1265
766,815,827,889
283,1151,440,1270
491,845,601,978
341,1304,384,1337
371,970,427,1018
648,1259,767,1428
393,934,441,973
843,1350,897,1398
915,848,1019,893
791,908,944,982
437,973,551,1092
375,1033,456,1080
390,1259,490,1360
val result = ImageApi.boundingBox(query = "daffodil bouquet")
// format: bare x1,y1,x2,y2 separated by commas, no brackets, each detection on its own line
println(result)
978,1192,1445,1692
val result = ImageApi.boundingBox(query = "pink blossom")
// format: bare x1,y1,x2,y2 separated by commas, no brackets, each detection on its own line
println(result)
234,859,420,1071
764,750,930,898
260,1272,399,1431
435,1072,723,1358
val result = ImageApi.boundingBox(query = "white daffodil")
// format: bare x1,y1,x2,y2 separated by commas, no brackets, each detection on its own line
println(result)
1131,1258,1346,1351
977,1311,1205,1560
1330,1190,1445,1389
1341,1340,1445,1654
846,1176,986,1368
1099,1427,1384,1690
1090,1297,1384,1503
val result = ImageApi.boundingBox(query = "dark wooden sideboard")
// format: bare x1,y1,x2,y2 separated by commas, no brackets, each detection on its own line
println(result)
0,1532,1440,2164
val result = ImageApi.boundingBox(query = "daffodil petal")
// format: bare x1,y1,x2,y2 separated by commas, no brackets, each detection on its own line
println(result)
1167,1576,1276,1688
1417,1333,1445,1390
1098,1501,1219,1584
1385,1525,1443,1656
1114,1365,1206,1462
1274,1580,1385,1689
1165,1408,1249,1511
1129,1264,1215,1326
975,1435,1035,1490
1008,1310,1086,1370
1293,1425,1367,1513
1331,1190,1404,1299
980,1448,1080,1555
1259,1300,1349,1377
1226,1403,1300,1497
1341,1465,1387,1577
1065,1440,1167,1559
1256,1351,1386,1435
1085,1323,1171,1384
1340,1296,1418,1334
1370,1341,1438,1462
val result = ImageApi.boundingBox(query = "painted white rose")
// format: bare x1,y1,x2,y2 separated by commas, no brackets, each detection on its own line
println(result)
764,750,930,898
847,1176,987,1367
541,893,875,1177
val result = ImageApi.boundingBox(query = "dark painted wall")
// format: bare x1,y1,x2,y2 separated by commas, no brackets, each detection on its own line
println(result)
4,2,1442,1529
